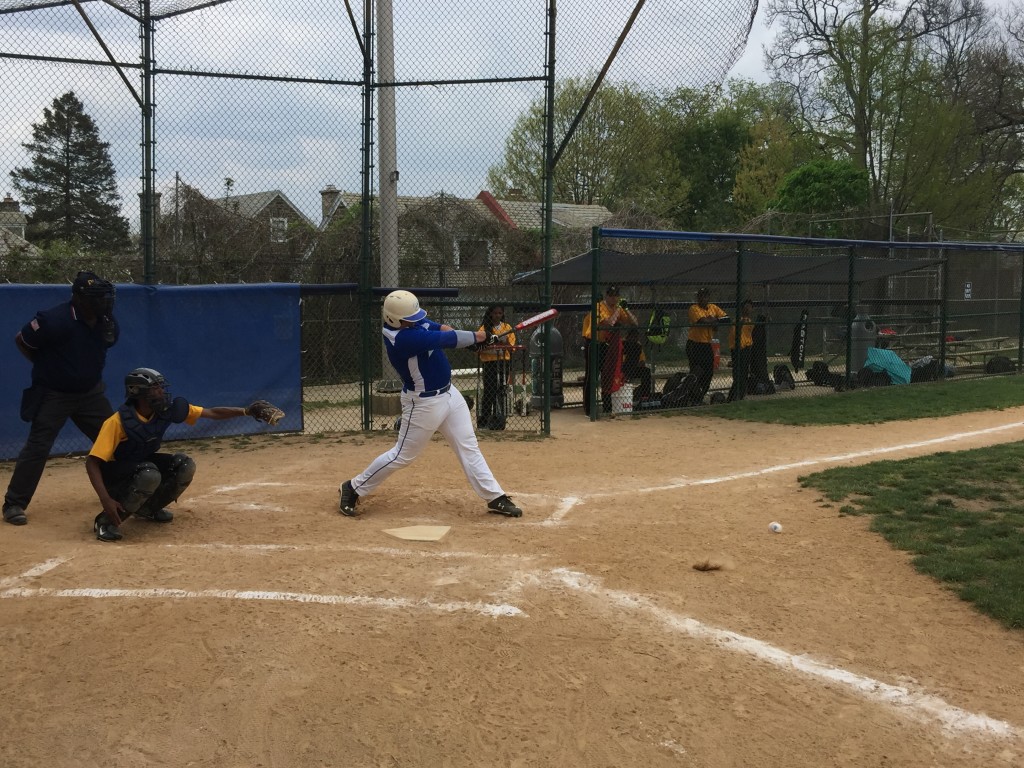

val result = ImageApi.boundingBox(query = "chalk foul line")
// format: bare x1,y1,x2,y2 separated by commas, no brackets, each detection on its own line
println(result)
0,557,69,589
548,568,1021,741
0,585,524,618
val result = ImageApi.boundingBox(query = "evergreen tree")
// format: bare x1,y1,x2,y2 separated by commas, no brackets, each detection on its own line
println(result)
10,91,131,252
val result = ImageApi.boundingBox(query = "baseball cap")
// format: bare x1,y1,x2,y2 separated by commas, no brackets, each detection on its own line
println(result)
605,285,620,296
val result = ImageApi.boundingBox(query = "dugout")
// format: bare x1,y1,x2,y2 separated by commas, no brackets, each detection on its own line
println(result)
511,229,1024,417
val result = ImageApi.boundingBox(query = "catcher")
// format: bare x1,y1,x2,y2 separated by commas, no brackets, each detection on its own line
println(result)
85,367,284,542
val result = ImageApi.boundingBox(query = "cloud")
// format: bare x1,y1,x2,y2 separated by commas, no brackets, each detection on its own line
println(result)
1,0,766,228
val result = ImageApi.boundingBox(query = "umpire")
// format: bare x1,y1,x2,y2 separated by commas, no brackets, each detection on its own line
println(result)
3,271,119,526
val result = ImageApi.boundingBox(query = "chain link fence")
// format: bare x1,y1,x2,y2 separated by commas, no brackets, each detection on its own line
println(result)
522,229,1024,419
10,0,904,436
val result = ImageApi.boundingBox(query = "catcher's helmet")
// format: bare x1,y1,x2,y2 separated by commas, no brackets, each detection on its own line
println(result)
125,367,171,410
382,290,427,329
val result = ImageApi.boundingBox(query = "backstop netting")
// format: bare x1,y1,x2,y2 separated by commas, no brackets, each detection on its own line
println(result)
0,0,761,435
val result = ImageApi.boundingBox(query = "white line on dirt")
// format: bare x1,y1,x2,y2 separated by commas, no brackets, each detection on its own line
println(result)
645,421,1024,493
164,543,542,560
540,496,581,527
0,586,524,618
543,421,1024,516
205,481,289,494
0,557,69,589
550,568,1022,740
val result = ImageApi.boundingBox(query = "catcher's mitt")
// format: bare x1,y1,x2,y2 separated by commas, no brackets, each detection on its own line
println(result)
246,399,285,426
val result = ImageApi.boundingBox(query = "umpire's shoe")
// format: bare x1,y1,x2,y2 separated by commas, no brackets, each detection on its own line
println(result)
3,504,27,526
93,513,123,542
339,480,360,517
487,495,523,518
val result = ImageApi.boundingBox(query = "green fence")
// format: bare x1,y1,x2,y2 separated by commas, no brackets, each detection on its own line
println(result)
513,229,1024,420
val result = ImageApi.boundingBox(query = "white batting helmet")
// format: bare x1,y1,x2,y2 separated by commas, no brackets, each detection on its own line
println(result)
382,290,427,329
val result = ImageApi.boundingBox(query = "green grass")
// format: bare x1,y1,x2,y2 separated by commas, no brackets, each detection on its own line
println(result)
701,376,1024,425
801,444,1024,629
690,375,1024,627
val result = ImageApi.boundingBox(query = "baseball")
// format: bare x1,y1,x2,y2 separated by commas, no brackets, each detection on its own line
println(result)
769,521,783,533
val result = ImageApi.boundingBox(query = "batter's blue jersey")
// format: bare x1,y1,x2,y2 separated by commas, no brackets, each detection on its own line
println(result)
383,320,476,393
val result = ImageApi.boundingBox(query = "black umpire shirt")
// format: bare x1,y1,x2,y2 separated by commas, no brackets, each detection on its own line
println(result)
20,301,120,393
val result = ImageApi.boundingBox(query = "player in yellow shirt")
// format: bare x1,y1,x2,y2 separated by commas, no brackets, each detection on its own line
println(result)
686,287,728,404
476,305,516,430
581,286,637,415
727,299,755,402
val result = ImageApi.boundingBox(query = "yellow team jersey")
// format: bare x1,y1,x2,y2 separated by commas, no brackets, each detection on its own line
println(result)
582,301,623,343
89,404,204,462
477,322,515,361
729,318,754,350
687,303,728,344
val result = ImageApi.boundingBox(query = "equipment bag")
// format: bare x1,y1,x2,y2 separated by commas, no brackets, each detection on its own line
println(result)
985,355,1015,374
773,364,796,391
646,307,670,345
662,371,702,407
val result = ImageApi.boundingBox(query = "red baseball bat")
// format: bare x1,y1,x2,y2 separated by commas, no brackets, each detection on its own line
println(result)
492,308,559,340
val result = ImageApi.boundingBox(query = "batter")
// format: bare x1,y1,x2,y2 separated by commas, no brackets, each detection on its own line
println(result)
339,290,523,519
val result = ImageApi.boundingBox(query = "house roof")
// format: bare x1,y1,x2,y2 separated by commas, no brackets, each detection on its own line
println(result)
512,247,945,286
322,190,614,233
0,227,40,259
212,190,314,227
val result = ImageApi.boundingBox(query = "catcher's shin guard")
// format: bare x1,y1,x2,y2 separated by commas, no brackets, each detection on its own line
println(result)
143,453,197,513
119,463,162,515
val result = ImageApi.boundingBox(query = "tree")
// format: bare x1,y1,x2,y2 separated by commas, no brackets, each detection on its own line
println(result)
765,0,987,201
487,78,687,219
763,0,1024,237
662,81,814,231
10,91,131,252
726,80,811,227
664,87,752,230
772,158,870,216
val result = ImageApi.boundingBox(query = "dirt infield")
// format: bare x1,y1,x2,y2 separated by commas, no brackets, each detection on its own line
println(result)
2,408,1024,767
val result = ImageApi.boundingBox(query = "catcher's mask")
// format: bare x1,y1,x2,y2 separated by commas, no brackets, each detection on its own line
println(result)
383,290,427,329
125,367,172,412
72,270,116,316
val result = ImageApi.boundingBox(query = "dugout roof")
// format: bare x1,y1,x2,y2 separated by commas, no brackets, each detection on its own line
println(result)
512,248,945,286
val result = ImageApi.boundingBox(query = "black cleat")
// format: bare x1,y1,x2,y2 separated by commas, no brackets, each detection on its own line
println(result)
487,495,523,518
94,517,123,542
3,504,27,525
339,480,360,517
135,507,173,523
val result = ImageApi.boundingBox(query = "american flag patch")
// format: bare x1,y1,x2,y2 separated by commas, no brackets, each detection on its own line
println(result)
30,319,39,331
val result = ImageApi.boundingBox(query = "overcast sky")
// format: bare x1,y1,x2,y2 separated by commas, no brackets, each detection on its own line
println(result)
2,0,1011,230
0,0,777,229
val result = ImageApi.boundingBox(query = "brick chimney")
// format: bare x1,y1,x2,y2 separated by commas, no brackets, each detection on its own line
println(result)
0,194,27,238
320,184,341,224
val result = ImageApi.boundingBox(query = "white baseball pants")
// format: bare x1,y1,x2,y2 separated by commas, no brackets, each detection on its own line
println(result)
350,387,505,501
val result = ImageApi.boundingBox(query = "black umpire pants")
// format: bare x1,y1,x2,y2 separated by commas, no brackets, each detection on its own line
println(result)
4,384,113,511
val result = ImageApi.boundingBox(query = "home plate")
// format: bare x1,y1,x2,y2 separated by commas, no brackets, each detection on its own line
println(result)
383,525,451,542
